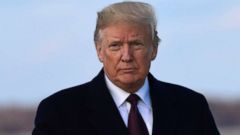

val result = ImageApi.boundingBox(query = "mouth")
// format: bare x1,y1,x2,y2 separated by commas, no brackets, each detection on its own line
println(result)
120,68,136,73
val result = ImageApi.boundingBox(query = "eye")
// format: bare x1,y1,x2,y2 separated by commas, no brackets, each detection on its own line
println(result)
130,41,144,49
109,43,121,51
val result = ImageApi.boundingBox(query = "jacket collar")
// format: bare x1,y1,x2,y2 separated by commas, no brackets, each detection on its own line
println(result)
86,69,128,135
148,73,177,135
86,69,177,135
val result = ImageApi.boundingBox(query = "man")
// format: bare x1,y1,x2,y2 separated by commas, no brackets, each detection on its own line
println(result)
32,1,220,135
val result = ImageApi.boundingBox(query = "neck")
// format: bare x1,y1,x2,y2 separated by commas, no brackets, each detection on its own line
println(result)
116,80,145,93
105,74,146,93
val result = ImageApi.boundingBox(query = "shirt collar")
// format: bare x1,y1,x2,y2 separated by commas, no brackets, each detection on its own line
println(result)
104,74,152,110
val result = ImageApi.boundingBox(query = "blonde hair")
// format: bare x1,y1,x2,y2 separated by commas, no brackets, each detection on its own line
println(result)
94,1,160,46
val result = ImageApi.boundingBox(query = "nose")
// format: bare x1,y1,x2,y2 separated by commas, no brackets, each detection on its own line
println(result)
121,44,133,62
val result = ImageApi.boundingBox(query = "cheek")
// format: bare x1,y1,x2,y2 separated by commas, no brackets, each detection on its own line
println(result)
134,51,152,72
100,48,111,61
104,51,117,62
102,50,120,68
137,50,152,63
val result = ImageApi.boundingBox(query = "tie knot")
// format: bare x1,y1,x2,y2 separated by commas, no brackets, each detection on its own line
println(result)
126,94,140,105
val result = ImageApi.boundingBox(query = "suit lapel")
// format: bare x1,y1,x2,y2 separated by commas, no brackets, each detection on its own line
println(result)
86,70,128,135
148,74,177,135
84,70,178,135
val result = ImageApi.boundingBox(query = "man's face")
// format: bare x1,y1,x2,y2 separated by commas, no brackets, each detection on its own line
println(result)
96,22,158,92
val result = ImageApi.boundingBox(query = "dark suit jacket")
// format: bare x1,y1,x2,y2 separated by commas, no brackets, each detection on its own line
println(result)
32,70,220,135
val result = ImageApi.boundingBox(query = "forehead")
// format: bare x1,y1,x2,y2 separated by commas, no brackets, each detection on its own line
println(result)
99,22,151,41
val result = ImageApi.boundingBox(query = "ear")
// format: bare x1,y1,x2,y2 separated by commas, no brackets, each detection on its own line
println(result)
151,45,158,61
95,44,103,62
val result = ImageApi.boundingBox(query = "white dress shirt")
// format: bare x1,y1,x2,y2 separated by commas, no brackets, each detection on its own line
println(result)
105,75,153,135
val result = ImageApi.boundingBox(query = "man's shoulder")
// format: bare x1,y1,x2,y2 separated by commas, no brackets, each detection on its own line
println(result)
39,81,93,108
149,74,205,102
160,81,203,97
152,79,208,109
38,70,105,109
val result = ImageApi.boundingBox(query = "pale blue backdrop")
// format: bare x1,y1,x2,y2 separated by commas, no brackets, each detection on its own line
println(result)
0,0,239,105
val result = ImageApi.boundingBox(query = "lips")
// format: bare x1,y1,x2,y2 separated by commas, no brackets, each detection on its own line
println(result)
120,68,136,73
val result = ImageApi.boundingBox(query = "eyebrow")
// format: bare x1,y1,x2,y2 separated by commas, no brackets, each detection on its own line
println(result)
108,39,144,44
129,39,143,42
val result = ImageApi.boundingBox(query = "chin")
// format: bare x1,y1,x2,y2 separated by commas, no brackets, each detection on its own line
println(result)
118,75,138,84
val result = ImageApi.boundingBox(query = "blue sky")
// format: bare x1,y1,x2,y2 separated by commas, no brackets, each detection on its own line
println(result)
0,0,240,105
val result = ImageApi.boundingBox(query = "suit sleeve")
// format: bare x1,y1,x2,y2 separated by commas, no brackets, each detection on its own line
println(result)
32,98,64,135
200,95,220,135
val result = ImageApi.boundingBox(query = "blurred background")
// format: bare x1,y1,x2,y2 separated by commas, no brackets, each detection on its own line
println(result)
0,0,239,135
